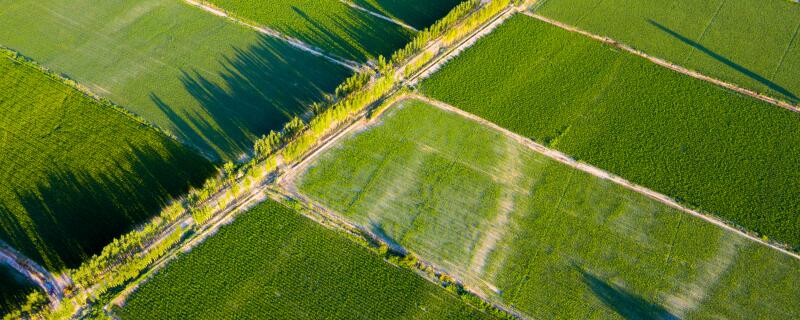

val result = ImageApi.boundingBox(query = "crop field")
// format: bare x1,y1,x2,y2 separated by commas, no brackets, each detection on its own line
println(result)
205,0,415,62
0,0,351,160
0,52,214,271
534,0,800,103
421,15,800,248
297,99,800,319
351,0,467,30
0,265,38,315
118,200,493,320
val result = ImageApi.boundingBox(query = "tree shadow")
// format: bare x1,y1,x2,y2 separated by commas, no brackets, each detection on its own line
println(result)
578,268,678,320
0,142,214,271
368,221,407,255
150,34,351,161
284,5,414,63
350,0,465,30
647,19,798,103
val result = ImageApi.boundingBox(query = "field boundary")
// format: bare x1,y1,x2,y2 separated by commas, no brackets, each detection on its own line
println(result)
338,0,419,32
410,94,800,261
523,12,800,113
184,0,362,71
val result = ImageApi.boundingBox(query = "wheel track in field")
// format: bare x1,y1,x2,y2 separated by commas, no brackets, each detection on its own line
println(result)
184,0,361,72
523,12,800,113
412,94,800,262
337,0,419,32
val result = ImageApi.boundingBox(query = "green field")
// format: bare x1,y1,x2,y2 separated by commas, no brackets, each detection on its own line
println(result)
351,0,467,30
0,265,38,315
0,0,351,160
298,99,800,319
421,15,800,248
118,200,493,320
535,0,800,103
0,52,214,271
205,0,415,62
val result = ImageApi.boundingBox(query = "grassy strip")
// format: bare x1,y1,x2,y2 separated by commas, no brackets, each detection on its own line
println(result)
421,14,800,249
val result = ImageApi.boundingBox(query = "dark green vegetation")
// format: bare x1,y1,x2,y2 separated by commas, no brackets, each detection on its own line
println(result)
422,15,800,248
118,200,493,320
0,0,351,159
0,52,214,270
0,265,38,315
299,99,800,319
352,0,467,30
205,0,415,62
535,0,800,103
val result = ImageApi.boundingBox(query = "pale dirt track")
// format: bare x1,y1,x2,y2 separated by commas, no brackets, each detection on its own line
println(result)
0,241,68,308
338,0,419,32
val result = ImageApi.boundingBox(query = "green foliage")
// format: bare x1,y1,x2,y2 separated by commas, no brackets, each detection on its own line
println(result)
0,265,40,317
0,49,214,271
422,15,800,248
351,0,468,30
391,0,481,65
117,201,492,319
202,0,414,62
0,0,351,159
536,0,800,103
298,99,800,319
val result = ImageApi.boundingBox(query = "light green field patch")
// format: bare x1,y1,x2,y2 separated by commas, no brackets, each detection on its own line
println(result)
298,99,800,319
0,0,351,160
536,0,800,103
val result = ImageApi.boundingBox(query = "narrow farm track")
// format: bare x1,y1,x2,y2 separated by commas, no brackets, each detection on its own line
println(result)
183,0,362,71
412,94,800,262
338,0,419,32
0,241,68,308
524,12,800,113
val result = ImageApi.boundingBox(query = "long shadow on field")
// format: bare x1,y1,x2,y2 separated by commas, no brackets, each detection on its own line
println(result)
283,6,413,63
648,19,798,103
150,34,350,161
0,142,214,271
350,0,464,30
368,221,407,255
579,268,677,320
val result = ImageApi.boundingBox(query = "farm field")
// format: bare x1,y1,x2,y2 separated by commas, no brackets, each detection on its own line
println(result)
297,99,800,319
0,0,351,160
421,15,800,248
534,0,800,103
118,200,494,320
0,51,214,271
351,0,467,30
204,0,415,62
0,265,38,315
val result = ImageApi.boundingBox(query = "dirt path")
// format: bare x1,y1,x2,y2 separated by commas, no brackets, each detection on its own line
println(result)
414,94,800,262
524,12,800,113
184,0,361,72
0,241,68,308
338,0,419,32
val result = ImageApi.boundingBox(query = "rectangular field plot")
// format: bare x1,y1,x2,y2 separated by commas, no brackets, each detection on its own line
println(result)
0,0,351,160
297,99,800,319
204,0,415,62
535,0,800,103
117,200,493,320
421,15,800,248
0,52,214,271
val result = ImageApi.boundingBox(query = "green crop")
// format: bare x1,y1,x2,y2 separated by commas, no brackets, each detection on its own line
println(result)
118,200,493,320
422,15,800,248
204,0,415,62
0,52,214,271
0,0,351,160
351,0,466,30
298,99,800,319
536,0,800,103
